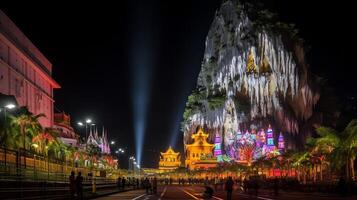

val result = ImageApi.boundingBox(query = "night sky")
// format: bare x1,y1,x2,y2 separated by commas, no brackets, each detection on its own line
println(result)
1,0,356,168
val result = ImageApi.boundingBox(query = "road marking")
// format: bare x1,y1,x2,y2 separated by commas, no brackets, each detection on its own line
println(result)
180,188,202,200
257,196,274,200
213,196,224,200
236,193,274,200
132,193,146,200
158,186,167,200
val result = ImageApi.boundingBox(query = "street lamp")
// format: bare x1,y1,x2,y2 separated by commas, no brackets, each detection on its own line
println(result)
111,141,115,145
129,156,136,171
5,104,16,109
115,149,124,154
1,103,16,119
77,118,94,143
1,103,16,149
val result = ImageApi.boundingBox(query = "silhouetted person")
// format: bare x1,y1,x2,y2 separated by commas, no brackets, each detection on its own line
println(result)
273,177,279,196
243,178,248,193
225,176,234,200
117,177,122,190
76,172,84,200
203,186,214,198
122,177,126,190
144,178,150,194
338,176,346,197
153,177,158,194
136,178,140,189
69,171,76,200
253,179,259,196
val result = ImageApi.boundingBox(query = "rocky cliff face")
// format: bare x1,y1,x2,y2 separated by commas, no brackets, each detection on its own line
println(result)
183,0,321,149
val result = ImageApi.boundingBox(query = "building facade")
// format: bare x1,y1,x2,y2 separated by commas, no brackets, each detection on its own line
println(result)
185,128,217,170
159,146,181,172
53,112,79,147
0,10,60,128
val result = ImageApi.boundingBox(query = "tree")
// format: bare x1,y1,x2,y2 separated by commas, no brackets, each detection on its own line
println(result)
10,108,44,150
312,120,357,180
0,114,19,149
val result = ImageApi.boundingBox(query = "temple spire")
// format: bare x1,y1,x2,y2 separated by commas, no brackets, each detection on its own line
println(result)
246,48,257,74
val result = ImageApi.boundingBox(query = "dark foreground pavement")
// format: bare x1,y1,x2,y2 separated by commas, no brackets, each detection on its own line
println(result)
95,185,357,200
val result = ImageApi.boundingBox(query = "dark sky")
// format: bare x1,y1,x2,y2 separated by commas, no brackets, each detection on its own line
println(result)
1,0,356,168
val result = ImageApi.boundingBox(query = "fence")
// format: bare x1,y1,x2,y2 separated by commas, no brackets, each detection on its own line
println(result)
0,147,119,183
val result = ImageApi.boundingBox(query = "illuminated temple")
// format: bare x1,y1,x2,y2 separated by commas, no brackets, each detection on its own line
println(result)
159,146,181,172
185,128,217,170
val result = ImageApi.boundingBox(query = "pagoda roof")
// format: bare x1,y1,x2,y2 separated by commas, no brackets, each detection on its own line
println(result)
186,128,214,148
160,146,180,156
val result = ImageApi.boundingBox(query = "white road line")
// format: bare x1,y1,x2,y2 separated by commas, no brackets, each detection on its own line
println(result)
236,193,274,200
257,196,274,200
158,186,167,200
132,193,146,200
180,188,202,200
213,196,224,200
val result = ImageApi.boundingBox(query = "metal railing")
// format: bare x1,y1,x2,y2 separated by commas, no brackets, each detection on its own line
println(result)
0,147,118,183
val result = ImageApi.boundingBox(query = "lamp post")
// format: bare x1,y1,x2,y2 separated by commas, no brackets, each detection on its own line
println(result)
129,156,135,171
77,118,93,144
1,103,16,153
1,104,16,170
1,103,16,120
114,148,124,169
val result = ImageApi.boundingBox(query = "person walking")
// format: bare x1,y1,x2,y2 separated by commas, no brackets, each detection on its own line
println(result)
144,177,150,194
122,177,126,190
153,177,158,194
76,172,84,200
273,177,279,196
69,171,76,200
136,178,140,189
117,177,122,190
225,176,234,200
243,178,248,193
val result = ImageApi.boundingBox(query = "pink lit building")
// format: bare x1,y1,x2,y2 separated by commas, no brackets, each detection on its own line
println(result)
53,112,80,147
0,10,60,128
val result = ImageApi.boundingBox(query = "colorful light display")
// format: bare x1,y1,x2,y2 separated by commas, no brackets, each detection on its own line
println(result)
222,124,282,164
266,125,274,147
278,132,285,152
214,133,223,162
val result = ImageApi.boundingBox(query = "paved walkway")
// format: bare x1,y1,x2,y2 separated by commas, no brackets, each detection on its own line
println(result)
95,185,357,200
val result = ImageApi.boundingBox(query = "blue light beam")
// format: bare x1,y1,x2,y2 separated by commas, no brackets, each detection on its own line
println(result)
130,2,155,165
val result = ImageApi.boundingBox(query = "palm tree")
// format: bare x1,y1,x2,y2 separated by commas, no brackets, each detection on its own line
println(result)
10,108,44,150
0,114,19,149
313,119,357,180
292,151,310,183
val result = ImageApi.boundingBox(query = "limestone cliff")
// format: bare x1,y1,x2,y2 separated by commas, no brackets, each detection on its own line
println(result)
182,0,321,150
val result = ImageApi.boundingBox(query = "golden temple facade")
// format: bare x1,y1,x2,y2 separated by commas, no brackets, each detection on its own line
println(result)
185,128,217,170
159,146,181,172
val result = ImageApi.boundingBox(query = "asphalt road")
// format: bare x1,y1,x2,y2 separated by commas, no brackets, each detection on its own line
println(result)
95,185,356,200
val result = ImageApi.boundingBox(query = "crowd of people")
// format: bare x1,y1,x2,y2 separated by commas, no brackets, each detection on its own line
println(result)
116,176,158,194
68,173,287,200
176,176,281,200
